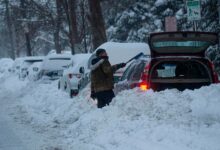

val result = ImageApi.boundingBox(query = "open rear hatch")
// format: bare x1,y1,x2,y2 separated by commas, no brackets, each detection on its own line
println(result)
149,32,218,57
149,59,213,91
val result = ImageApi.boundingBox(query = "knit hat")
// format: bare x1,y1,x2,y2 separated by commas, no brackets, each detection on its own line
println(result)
96,48,106,56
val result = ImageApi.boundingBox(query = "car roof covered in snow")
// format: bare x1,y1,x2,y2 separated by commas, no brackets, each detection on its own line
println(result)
93,42,150,65
41,53,73,71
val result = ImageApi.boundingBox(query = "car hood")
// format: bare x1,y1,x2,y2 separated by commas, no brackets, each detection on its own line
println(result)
149,32,218,57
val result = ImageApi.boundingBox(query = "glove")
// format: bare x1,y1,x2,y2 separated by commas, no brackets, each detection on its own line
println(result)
90,91,96,100
118,63,126,68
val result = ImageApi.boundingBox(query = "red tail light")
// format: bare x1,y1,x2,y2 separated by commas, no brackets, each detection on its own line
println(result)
208,61,219,83
141,62,151,81
139,63,151,90
68,74,72,78
76,74,81,78
72,74,81,78
139,81,149,91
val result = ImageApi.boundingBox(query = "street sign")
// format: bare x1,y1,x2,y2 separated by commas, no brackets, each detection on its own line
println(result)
187,0,201,21
165,17,177,31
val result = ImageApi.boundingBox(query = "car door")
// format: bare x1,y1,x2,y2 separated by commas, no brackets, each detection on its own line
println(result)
114,62,136,93
149,32,218,57
127,61,146,88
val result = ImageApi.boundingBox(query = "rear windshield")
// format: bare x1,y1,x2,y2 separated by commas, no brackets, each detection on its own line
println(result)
49,58,71,60
151,61,209,79
153,41,209,48
152,41,211,53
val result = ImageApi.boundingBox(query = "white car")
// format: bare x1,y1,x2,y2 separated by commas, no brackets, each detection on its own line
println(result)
41,53,73,80
27,62,43,81
58,53,91,98
19,56,44,80
11,56,44,80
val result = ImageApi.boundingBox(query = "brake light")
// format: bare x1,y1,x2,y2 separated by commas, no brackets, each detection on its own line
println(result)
76,74,81,78
209,61,219,83
72,73,81,78
141,62,151,81
68,74,72,78
139,82,149,91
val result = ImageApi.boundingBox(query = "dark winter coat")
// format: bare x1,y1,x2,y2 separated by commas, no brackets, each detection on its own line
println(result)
90,56,119,93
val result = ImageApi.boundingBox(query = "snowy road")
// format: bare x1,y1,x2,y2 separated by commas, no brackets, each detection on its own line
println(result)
0,86,27,150
0,77,50,150
0,114,27,150
1,73,220,150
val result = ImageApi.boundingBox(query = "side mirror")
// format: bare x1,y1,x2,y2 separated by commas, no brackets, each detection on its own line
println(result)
79,67,85,74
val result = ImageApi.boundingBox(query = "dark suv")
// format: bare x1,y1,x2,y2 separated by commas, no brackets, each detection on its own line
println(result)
114,32,219,93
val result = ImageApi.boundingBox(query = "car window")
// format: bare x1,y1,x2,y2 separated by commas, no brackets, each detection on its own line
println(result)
120,62,136,81
129,61,145,81
151,61,209,79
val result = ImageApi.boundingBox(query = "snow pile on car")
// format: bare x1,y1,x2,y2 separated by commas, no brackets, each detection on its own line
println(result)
1,75,220,150
0,58,14,78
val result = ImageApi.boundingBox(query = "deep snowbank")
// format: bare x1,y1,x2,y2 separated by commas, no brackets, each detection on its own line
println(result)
1,74,220,150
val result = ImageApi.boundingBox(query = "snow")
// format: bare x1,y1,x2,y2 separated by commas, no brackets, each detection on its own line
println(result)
1,71,220,149
71,53,92,72
155,0,167,7
0,58,14,77
41,53,72,71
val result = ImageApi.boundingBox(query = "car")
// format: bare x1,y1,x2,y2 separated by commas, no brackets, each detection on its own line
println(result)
41,53,73,80
58,53,91,98
88,42,150,82
18,56,44,80
10,56,44,80
27,62,43,81
114,31,219,94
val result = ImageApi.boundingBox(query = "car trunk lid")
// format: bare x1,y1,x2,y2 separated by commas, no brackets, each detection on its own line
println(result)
149,32,218,57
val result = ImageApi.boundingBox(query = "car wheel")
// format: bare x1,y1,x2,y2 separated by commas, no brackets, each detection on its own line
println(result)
64,82,67,90
58,81,60,89
70,89,78,98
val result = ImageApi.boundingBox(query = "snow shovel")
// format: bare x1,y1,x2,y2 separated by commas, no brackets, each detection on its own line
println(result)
125,52,144,64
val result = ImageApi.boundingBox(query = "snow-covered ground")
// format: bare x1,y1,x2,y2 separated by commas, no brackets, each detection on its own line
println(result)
1,72,220,150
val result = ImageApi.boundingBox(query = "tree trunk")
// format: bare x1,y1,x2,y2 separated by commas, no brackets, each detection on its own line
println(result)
61,0,79,55
55,0,62,54
88,0,107,49
20,0,32,56
5,0,16,59
80,1,87,53
68,0,78,54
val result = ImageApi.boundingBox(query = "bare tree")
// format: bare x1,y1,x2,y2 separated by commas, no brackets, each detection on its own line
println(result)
20,0,32,56
61,0,80,54
87,0,107,49
4,0,16,59
54,0,62,54
80,1,87,52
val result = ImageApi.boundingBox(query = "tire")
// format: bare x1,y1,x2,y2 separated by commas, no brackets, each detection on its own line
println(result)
64,82,67,90
70,89,78,98
58,81,60,89
70,89,74,98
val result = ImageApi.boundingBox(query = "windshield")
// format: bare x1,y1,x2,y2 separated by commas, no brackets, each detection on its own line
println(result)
152,41,212,54
153,41,210,48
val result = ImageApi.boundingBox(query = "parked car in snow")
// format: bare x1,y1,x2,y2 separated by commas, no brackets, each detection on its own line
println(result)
27,62,43,81
41,53,72,80
11,56,44,80
19,56,44,80
88,42,150,82
58,53,91,98
114,31,219,93
0,58,14,74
